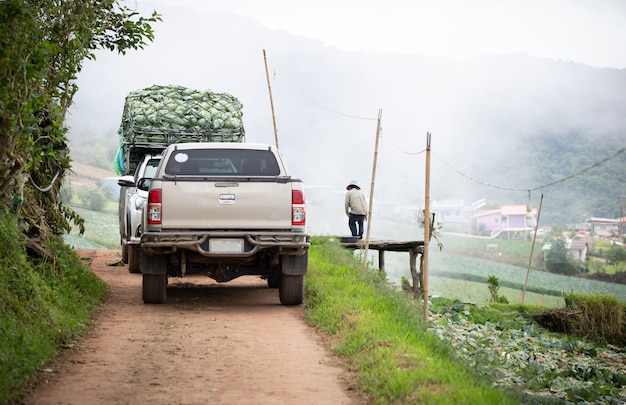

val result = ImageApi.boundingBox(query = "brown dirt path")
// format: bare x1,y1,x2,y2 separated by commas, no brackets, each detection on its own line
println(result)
25,249,364,405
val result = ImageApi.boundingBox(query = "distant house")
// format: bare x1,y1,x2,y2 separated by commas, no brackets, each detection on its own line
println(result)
589,217,619,239
431,200,477,234
473,205,537,239
542,238,588,265
568,238,589,262
473,209,502,234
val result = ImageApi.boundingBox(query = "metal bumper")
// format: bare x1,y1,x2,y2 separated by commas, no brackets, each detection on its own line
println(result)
141,230,310,257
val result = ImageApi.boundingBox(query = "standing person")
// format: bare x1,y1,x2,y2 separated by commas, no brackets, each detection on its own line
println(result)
345,181,368,240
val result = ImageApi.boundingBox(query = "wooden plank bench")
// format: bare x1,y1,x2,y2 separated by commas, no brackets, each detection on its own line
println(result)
340,238,426,297
340,238,425,273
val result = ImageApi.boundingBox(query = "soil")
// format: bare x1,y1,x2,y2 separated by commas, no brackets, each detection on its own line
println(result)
24,249,365,405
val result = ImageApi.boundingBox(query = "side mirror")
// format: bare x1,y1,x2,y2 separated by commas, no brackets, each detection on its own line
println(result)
137,177,152,191
117,175,135,187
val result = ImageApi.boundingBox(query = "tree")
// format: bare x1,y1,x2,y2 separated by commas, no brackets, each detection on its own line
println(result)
545,238,578,275
0,0,160,252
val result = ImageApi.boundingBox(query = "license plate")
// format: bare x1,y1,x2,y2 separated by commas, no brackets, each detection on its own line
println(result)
209,238,244,253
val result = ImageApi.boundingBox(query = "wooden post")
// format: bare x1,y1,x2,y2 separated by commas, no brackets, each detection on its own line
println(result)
362,109,382,270
263,49,279,149
422,132,431,322
522,194,543,303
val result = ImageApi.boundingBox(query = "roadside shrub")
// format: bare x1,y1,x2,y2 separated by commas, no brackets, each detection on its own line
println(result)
605,245,626,265
78,185,112,211
0,209,107,402
487,275,509,304
535,293,625,345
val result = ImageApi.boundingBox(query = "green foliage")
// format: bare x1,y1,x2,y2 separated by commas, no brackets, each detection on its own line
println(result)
430,298,626,404
605,245,626,265
78,185,113,212
487,275,510,304
0,0,160,254
305,237,519,404
0,210,107,403
562,293,625,344
545,238,579,275
463,128,626,226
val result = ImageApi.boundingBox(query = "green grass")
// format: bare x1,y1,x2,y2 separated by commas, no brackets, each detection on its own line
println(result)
0,211,108,403
305,237,520,404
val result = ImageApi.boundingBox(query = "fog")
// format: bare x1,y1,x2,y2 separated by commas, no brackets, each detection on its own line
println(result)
67,2,626,236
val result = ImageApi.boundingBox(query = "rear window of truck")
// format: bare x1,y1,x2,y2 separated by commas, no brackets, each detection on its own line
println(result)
164,148,280,176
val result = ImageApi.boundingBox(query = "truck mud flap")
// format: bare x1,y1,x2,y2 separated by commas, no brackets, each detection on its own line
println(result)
281,252,308,276
140,250,167,275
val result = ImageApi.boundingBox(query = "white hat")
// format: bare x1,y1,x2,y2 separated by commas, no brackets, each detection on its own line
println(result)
346,181,360,190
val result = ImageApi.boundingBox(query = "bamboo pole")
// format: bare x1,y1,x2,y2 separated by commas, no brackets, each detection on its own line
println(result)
362,109,383,270
522,193,543,303
422,132,431,322
263,49,279,149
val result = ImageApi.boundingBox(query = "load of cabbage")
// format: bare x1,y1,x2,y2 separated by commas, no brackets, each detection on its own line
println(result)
123,84,244,135
113,85,245,175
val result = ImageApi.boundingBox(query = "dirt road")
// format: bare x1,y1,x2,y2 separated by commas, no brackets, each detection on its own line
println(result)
25,250,363,405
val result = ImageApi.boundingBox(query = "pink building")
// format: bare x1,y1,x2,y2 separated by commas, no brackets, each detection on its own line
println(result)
473,205,537,239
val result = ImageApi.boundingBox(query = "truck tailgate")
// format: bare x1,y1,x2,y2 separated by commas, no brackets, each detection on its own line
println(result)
160,180,292,230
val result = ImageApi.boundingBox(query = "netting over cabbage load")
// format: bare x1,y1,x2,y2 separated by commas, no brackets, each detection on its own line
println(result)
113,85,245,175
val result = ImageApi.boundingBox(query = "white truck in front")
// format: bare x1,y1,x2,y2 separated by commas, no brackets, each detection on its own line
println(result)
118,153,162,273
139,142,310,305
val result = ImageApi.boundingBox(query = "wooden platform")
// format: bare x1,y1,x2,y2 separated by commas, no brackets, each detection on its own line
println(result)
340,239,425,272
340,238,426,297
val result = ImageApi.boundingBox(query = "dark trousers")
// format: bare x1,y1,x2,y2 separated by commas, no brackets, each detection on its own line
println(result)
348,214,365,238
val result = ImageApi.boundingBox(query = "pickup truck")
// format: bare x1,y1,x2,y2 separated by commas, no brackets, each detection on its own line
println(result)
118,153,162,273
139,142,310,305
114,85,246,271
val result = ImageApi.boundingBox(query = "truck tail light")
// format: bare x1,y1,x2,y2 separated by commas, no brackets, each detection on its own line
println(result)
292,189,306,226
147,189,162,225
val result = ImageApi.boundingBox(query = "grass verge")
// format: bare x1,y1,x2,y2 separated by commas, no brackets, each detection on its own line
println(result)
304,236,520,404
0,211,108,404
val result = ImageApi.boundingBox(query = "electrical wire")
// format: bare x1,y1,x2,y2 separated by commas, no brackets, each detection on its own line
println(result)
273,71,378,121
434,145,626,193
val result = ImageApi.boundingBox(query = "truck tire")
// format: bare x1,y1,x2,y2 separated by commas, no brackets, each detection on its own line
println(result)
266,275,280,288
127,245,140,274
142,273,167,304
279,274,304,305
121,240,129,264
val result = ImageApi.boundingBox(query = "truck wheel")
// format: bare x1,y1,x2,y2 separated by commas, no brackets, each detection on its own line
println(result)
279,274,304,305
142,273,167,304
120,240,129,264
127,245,140,274
266,275,280,288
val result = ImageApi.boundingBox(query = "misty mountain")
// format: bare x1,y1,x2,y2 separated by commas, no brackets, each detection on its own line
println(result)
67,3,626,227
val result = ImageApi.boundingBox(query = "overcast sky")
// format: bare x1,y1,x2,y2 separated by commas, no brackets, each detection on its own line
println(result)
138,0,626,69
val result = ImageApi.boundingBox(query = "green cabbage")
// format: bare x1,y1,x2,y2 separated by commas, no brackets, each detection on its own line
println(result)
122,84,244,135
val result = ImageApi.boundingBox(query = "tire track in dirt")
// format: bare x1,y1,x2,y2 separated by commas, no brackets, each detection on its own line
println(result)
25,250,364,405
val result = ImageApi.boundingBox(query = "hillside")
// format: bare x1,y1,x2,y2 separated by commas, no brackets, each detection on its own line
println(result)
69,161,117,186
66,5,626,228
